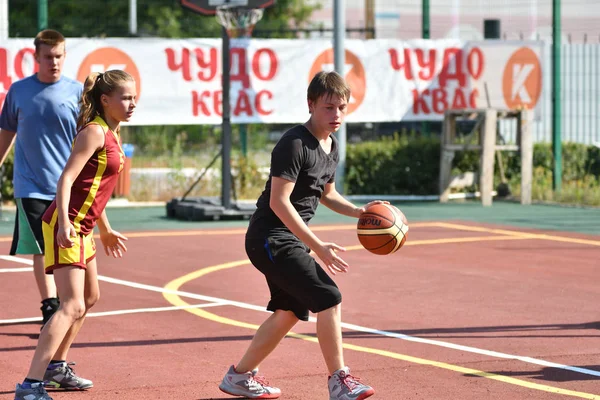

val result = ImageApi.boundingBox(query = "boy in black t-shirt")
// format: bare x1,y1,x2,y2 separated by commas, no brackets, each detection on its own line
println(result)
219,71,385,400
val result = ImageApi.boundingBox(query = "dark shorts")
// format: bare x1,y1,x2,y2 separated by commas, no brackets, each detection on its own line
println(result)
10,198,53,256
245,234,342,321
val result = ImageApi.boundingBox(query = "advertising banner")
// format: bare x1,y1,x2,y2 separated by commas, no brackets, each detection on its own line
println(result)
0,38,543,125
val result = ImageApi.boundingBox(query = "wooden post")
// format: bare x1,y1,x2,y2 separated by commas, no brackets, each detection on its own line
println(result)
365,0,375,39
480,110,497,206
519,109,533,205
439,149,455,202
439,112,454,202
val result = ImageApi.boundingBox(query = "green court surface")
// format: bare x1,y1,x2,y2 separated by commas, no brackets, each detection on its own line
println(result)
0,200,598,236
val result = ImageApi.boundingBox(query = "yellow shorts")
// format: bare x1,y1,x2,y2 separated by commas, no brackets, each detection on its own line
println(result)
42,221,97,274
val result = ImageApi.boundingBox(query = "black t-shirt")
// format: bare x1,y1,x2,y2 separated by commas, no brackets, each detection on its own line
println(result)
247,125,339,238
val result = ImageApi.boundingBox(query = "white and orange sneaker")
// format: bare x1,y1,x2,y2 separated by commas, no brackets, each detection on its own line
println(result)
219,365,281,399
328,367,375,400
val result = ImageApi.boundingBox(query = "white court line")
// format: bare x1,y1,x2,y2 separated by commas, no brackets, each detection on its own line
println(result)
334,321,600,378
0,255,34,265
97,276,600,378
2,256,600,378
0,267,33,273
0,302,229,324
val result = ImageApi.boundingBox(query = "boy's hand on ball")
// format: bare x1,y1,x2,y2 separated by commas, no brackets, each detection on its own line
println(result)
356,200,390,216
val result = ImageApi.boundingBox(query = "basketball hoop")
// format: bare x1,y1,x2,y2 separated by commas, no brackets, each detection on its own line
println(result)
216,5,264,38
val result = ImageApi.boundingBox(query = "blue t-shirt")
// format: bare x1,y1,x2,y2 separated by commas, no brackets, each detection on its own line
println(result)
0,75,82,200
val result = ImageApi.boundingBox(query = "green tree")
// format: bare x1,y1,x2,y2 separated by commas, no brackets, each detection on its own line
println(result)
8,0,322,38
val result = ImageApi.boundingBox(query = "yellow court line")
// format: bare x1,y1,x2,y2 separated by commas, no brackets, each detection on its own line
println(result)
433,222,542,237
103,222,600,250
162,250,600,399
433,222,600,246
118,222,437,239
0,219,595,245
0,222,442,242
344,235,529,251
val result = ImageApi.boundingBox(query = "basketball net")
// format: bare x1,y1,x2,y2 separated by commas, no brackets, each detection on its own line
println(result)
216,5,264,38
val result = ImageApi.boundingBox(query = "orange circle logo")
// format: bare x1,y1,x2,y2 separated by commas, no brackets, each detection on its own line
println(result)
309,49,366,114
502,47,542,109
77,47,141,100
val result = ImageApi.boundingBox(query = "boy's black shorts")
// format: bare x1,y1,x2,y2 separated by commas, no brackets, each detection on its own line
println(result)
10,198,53,255
245,234,342,321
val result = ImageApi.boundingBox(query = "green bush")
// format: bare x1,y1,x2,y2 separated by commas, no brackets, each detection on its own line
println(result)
2,132,600,206
232,154,267,200
345,136,600,206
586,145,600,176
0,150,13,202
346,134,440,195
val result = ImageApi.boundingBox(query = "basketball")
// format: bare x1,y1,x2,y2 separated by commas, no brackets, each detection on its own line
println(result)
357,204,409,255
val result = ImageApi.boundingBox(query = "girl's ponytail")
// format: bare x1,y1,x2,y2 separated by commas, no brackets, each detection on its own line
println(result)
76,72,102,131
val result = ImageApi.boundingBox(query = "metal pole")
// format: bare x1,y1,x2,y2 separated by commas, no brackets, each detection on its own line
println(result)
0,0,6,220
37,0,48,31
0,0,8,40
129,0,137,36
221,26,232,209
552,0,562,191
422,0,430,39
421,0,430,136
333,0,346,194
452,0,460,38
529,0,538,38
240,124,248,157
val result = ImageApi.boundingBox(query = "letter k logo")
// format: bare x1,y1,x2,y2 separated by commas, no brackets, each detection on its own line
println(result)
502,47,541,109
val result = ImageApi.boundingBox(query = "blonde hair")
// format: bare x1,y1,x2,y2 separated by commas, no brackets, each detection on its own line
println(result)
34,29,65,53
77,70,134,131
307,71,351,104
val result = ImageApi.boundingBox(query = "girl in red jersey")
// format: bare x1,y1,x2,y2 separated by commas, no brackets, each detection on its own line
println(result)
14,70,136,400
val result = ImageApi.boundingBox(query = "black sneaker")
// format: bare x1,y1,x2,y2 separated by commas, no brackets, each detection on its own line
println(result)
40,298,59,327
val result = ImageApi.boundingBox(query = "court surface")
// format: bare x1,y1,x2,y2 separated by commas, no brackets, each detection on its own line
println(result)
1,201,599,399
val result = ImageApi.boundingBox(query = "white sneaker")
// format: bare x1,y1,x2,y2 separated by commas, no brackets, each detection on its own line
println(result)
328,367,375,400
219,365,281,399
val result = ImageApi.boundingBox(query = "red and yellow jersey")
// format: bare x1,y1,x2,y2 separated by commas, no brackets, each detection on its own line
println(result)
43,116,125,235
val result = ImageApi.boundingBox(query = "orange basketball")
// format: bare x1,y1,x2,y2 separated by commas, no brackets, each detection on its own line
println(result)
357,204,409,255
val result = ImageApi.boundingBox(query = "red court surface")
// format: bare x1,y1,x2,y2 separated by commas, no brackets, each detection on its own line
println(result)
1,220,600,399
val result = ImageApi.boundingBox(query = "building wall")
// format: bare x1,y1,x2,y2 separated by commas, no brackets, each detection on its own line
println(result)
309,0,600,43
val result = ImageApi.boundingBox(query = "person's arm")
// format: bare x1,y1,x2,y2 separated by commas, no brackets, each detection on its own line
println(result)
97,210,128,258
0,87,18,167
320,183,362,218
0,129,16,167
320,183,388,217
96,210,112,234
270,176,349,274
55,125,104,248
270,176,323,249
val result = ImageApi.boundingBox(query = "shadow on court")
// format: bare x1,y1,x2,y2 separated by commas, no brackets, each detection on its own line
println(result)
0,331,39,340
336,321,600,340
196,398,239,400
465,366,600,382
0,334,257,353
